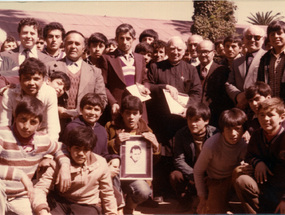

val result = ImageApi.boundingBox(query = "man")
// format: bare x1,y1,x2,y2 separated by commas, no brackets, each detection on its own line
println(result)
42,22,66,60
226,25,266,109
196,40,233,127
221,36,243,69
1,18,53,67
187,34,203,66
47,30,107,124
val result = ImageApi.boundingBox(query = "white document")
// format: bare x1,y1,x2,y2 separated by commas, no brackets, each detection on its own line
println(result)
163,89,189,115
126,84,151,102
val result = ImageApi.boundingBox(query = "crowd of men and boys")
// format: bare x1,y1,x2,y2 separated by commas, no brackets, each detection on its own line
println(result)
0,17,285,215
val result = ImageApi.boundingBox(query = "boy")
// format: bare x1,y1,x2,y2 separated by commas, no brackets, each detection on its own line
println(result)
105,95,160,214
151,39,167,62
170,102,218,212
194,108,247,214
33,126,117,215
222,36,242,69
0,96,70,215
36,36,45,52
234,97,285,214
0,57,60,141
134,42,153,65
105,39,118,54
139,29,158,44
1,35,18,52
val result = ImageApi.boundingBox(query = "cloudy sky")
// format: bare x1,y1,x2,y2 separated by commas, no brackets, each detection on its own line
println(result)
0,1,284,25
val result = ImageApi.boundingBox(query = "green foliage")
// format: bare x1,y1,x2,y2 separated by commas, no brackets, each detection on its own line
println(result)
247,11,285,25
191,0,237,42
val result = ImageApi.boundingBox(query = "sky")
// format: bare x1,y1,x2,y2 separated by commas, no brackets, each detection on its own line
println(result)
0,0,284,25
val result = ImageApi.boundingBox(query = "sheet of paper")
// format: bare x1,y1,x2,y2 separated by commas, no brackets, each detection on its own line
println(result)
126,84,151,102
163,89,189,115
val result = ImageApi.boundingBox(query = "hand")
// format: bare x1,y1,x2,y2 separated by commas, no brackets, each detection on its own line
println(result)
108,158,120,178
115,130,131,146
56,163,71,193
275,200,285,214
111,103,120,121
21,173,34,202
38,209,51,215
236,92,247,110
166,85,179,101
197,196,207,214
242,130,251,144
240,163,254,176
142,132,159,151
179,108,187,118
254,161,273,184
137,83,151,96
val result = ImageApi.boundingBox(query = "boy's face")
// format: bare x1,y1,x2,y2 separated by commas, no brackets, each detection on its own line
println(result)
153,47,166,62
20,72,44,96
15,113,40,138
64,32,85,62
187,116,209,135
142,52,152,64
141,36,154,44
130,148,141,162
19,25,38,49
224,42,241,59
89,42,105,59
222,125,244,145
258,109,284,135
46,29,63,52
116,32,135,54
68,145,90,165
81,105,102,126
48,78,65,97
122,109,142,130
2,41,17,51
106,43,117,53
269,29,285,49
248,94,270,114
36,38,45,51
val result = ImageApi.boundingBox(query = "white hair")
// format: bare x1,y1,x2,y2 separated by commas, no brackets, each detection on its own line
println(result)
243,25,265,37
167,36,187,50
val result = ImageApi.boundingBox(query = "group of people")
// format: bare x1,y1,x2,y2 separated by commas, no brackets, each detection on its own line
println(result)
0,16,285,215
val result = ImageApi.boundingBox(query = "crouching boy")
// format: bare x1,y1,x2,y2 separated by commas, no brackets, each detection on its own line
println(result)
32,126,117,215
194,108,247,214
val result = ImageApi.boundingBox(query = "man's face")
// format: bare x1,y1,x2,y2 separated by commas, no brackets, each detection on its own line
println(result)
2,41,17,51
68,146,90,165
19,25,38,49
116,32,135,54
197,41,215,66
20,72,44,96
46,29,63,52
243,28,264,53
122,109,142,130
248,94,270,114
187,36,203,58
224,42,241,59
258,109,284,135
89,42,106,59
36,38,45,51
130,148,141,162
222,125,243,145
153,47,166,62
48,78,65,97
15,113,40,138
64,32,85,62
187,116,209,135
166,39,185,65
80,104,102,126
269,29,285,50
141,36,154,44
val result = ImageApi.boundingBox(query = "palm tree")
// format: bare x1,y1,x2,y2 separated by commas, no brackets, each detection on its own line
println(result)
247,11,284,25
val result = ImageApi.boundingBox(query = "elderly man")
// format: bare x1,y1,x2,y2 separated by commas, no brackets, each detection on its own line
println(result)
226,25,266,109
187,34,203,66
196,40,234,127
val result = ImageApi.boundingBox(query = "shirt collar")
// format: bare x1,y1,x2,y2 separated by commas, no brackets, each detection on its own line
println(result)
203,60,214,71
66,57,83,68
19,45,37,56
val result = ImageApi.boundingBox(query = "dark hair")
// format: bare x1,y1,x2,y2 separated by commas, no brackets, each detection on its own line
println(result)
152,39,167,50
130,145,141,153
88,32,108,47
80,93,104,112
219,108,247,132
258,97,285,115
49,71,71,91
267,20,285,37
245,81,272,100
223,35,242,47
65,126,97,151
43,22,65,40
186,102,211,121
64,30,86,47
120,95,143,114
214,38,224,49
18,18,41,34
115,23,136,39
139,29,158,42
19,58,47,77
106,38,118,46
15,95,44,122
135,42,153,54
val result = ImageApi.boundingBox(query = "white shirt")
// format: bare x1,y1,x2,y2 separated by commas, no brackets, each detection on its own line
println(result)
66,58,83,74
18,45,38,65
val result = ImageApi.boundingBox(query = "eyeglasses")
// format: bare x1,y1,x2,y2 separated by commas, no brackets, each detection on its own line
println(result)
198,50,213,55
245,35,262,41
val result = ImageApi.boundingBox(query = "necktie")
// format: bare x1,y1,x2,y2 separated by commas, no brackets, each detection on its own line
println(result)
246,53,253,74
24,49,30,60
201,67,208,80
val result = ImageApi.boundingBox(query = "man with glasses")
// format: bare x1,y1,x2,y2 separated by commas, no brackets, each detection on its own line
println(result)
196,39,234,127
226,25,266,110
187,34,203,66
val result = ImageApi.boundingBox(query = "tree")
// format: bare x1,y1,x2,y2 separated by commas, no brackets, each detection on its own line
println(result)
247,11,284,25
191,0,237,42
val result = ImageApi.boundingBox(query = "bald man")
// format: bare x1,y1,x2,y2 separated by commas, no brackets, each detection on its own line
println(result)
197,40,234,127
226,25,266,109
187,34,203,66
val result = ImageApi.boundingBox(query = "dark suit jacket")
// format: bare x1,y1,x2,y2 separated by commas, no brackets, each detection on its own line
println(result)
1,46,54,66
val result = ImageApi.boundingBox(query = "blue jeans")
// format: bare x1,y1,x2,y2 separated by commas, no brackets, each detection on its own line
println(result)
121,180,151,204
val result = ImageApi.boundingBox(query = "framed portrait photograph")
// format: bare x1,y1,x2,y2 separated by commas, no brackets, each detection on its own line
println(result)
120,135,153,180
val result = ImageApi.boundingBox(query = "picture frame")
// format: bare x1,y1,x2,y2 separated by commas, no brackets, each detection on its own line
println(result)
120,135,153,180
